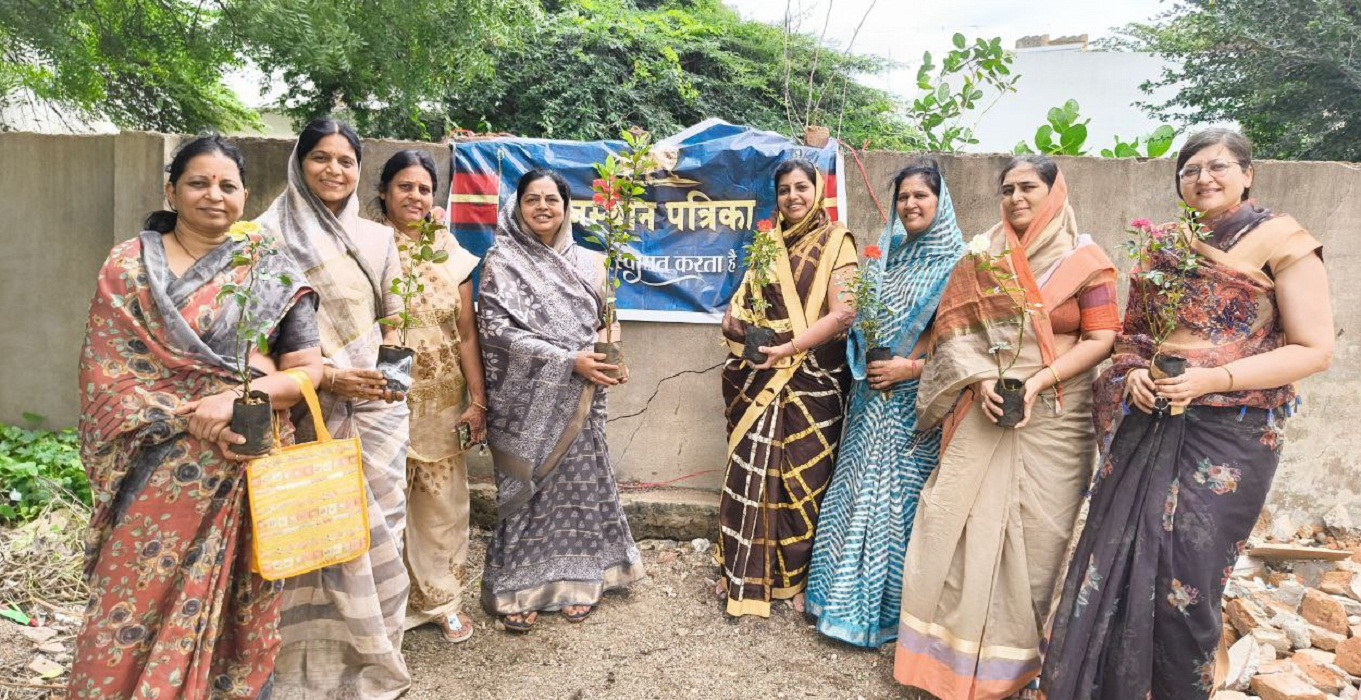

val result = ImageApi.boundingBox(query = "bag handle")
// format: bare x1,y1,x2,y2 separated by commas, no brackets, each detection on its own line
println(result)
283,368,331,443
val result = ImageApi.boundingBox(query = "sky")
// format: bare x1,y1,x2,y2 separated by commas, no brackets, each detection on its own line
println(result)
726,0,1171,98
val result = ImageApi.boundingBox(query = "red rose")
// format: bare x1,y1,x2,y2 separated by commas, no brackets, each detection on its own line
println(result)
864,245,883,260
756,219,774,233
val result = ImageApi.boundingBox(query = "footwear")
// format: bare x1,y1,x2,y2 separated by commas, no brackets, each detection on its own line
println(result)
562,605,593,623
438,611,474,644
501,611,536,633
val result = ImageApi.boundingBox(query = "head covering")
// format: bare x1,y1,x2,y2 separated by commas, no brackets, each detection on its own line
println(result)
847,175,964,380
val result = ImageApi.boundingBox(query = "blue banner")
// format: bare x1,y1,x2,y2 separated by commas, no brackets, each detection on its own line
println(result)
447,119,843,323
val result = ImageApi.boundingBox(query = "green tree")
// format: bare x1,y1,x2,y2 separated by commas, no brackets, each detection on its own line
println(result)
1110,0,1361,161
439,0,917,148
0,0,256,132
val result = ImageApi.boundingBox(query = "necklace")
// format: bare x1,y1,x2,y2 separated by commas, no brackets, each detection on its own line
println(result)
171,227,223,262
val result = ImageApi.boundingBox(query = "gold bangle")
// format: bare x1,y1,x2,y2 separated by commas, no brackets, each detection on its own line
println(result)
472,400,487,411
1222,365,1235,391
326,368,336,393
1046,365,1062,387
789,337,802,354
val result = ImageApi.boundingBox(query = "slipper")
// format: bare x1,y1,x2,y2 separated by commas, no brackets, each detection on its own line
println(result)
501,612,536,633
438,612,474,644
562,605,593,623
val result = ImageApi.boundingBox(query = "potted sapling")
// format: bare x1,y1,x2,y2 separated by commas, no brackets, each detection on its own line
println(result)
216,221,293,456
379,208,451,394
967,233,1043,428
587,128,655,380
842,245,894,395
1123,203,1210,414
740,219,781,364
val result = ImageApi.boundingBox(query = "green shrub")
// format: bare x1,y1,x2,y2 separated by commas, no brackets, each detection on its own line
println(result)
0,423,90,523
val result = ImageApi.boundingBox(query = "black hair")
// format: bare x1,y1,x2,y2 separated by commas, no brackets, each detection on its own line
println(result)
1175,128,1254,201
998,154,1059,190
375,150,439,218
515,168,571,212
144,135,247,233
774,158,819,189
891,157,942,199
295,118,362,165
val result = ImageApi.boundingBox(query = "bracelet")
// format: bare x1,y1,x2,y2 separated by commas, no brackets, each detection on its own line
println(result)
789,337,802,354
1222,365,1235,391
1045,365,1062,387
326,368,337,393
471,400,487,411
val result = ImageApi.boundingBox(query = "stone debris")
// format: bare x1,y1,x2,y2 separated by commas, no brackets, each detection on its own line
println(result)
1213,529,1361,698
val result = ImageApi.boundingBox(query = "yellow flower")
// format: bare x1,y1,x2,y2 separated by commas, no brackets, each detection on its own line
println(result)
227,220,261,242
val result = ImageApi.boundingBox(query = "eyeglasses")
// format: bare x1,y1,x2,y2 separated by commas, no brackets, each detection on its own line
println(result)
1178,160,1243,183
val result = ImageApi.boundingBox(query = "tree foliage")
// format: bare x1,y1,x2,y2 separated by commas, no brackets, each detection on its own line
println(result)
0,0,256,132
439,0,916,148
1110,0,1361,161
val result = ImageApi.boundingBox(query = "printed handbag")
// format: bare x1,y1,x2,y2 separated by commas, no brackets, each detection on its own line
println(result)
247,369,369,580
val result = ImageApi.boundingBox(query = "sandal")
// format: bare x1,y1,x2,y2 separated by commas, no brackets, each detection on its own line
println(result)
438,611,474,644
501,611,536,633
562,605,593,623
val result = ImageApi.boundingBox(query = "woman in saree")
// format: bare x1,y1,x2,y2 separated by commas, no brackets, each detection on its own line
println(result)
806,158,964,647
374,150,486,644
256,118,413,698
478,168,646,632
1041,129,1333,700
72,136,322,699
716,158,857,618
894,155,1120,699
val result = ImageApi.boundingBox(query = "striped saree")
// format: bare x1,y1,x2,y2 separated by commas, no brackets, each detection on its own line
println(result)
257,148,412,700
716,176,856,619
806,179,964,648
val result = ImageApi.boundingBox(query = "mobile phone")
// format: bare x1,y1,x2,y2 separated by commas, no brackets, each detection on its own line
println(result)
457,423,473,451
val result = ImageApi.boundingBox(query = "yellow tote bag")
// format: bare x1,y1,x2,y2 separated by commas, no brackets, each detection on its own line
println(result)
247,369,369,581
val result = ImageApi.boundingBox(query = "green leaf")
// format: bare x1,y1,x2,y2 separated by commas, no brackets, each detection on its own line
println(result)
256,336,269,354
1034,125,1056,152
1146,125,1176,158
1059,123,1087,154
432,250,449,263
953,33,966,49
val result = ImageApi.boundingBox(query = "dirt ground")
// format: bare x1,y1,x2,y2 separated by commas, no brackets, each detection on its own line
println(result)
1,529,932,700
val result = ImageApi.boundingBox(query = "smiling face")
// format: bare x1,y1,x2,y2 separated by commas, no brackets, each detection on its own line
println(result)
1000,164,1051,234
164,152,247,237
896,175,939,235
776,167,816,224
1178,142,1253,219
301,134,359,213
519,177,566,244
380,165,434,232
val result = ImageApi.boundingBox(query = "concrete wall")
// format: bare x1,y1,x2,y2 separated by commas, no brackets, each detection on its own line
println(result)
0,132,1353,527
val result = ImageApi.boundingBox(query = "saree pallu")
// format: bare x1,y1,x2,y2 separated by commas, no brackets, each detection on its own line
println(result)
397,229,480,630
1041,207,1323,700
477,202,645,616
71,232,311,700
893,340,1096,700
259,150,412,700
716,205,856,619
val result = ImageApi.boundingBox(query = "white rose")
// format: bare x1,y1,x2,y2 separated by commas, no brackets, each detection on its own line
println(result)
967,233,992,256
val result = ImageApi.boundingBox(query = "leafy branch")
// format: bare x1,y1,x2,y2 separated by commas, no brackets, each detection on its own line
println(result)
587,128,655,345
215,221,292,400
381,208,450,347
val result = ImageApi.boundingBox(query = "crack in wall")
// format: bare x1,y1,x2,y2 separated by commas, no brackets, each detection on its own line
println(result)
609,360,726,466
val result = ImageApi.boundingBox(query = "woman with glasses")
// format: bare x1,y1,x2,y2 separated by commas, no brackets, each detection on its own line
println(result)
1041,128,1334,699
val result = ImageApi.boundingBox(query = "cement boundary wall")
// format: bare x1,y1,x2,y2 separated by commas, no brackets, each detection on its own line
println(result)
0,133,1353,528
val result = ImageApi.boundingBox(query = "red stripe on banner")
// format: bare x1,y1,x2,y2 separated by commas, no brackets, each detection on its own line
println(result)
826,206,840,222
451,205,498,226
453,172,499,196
824,173,838,198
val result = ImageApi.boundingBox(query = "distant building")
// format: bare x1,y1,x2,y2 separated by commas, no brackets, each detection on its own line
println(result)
967,35,1204,155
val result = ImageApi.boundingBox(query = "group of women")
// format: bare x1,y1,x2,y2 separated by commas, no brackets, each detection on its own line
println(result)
718,128,1333,700
73,119,641,700
70,119,1332,700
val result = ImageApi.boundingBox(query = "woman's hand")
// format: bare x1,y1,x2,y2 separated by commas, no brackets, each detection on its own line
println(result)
326,367,388,401
867,356,920,391
1124,368,1159,414
574,351,620,387
1013,374,1049,428
752,341,796,371
176,391,246,449
1155,366,1230,408
456,403,487,445
973,379,1005,424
